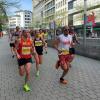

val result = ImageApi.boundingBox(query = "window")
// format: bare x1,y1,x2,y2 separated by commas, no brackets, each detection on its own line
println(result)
63,0,64,5
61,1,63,7
68,1,73,10
59,2,60,7
65,0,66,4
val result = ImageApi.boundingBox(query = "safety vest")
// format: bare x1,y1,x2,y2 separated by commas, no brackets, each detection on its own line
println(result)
18,38,32,59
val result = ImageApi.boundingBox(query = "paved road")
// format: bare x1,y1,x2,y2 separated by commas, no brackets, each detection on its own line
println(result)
0,36,100,100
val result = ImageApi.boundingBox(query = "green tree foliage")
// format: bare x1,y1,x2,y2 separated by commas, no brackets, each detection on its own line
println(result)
0,0,20,24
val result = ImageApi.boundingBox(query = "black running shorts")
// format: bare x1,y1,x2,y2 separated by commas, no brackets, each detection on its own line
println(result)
10,43,15,47
35,46,43,55
17,58,32,67
69,48,75,54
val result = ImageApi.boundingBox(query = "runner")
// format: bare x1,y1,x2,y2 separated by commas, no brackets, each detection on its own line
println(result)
69,26,79,67
14,26,21,48
38,29,44,39
14,30,36,92
54,26,72,84
9,29,15,58
33,30,46,77
30,30,35,39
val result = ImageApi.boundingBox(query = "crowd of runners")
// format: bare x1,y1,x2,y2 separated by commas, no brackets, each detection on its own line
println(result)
8,26,79,92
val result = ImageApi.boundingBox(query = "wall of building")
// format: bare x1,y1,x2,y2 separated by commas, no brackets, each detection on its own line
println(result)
9,10,32,29
67,0,100,26
32,0,100,29
16,11,32,29
33,1,45,28
55,0,68,26
44,0,55,28
9,16,21,28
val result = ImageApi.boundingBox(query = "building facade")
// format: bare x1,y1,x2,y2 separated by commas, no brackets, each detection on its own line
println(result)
55,0,68,27
44,0,55,28
32,0,45,29
9,15,20,29
68,0,100,37
9,10,32,29
32,0,100,36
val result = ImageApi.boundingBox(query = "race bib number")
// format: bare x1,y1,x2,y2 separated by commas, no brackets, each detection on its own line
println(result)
35,41,42,46
59,49,69,55
62,50,69,55
22,47,31,55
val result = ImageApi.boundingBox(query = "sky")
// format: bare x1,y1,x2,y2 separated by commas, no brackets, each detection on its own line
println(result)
9,0,32,15
20,0,32,11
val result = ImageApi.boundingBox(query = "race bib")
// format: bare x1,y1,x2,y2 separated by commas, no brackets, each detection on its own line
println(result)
22,47,31,55
59,49,69,55
35,41,42,46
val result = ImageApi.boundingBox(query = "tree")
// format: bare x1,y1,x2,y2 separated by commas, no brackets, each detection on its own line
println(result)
0,0,20,29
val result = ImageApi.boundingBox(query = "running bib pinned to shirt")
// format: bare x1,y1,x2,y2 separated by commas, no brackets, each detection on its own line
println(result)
59,49,69,55
22,47,31,55
35,41,43,46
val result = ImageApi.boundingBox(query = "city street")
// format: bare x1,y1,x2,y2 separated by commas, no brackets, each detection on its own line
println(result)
0,36,100,100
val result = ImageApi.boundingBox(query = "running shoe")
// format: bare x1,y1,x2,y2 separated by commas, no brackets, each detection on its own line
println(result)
23,84,31,92
45,51,47,54
12,55,14,58
36,70,40,77
60,78,68,84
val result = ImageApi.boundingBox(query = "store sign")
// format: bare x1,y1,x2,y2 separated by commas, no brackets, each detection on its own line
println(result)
86,12,96,26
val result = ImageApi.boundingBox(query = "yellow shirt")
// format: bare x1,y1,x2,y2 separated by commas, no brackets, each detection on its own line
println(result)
38,32,44,38
44,32,48,40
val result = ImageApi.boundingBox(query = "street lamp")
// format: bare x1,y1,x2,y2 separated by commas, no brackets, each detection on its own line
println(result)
83,0,87,46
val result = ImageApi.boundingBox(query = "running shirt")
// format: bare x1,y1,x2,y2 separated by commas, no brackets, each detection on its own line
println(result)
58,34,72,52
38,32,44,38
44,32,48,40
14,31,21,40
17,38,32,59
9,33,15,43
34,38,43,55
34,38,43,47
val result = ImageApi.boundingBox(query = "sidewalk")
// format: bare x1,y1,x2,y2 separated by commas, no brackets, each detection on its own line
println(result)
0,36,100,100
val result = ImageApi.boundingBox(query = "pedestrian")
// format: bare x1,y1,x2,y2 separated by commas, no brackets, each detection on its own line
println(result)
54,26,72,84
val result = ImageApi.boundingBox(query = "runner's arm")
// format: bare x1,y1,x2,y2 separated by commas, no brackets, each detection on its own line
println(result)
31,39,37,55
41,37,46,47
14,40,21,59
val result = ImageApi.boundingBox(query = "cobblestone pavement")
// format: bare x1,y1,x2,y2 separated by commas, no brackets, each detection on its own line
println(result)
0,36,100,100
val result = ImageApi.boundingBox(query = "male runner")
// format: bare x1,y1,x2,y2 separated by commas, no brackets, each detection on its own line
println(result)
54,26,72,84
14,30,36,92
